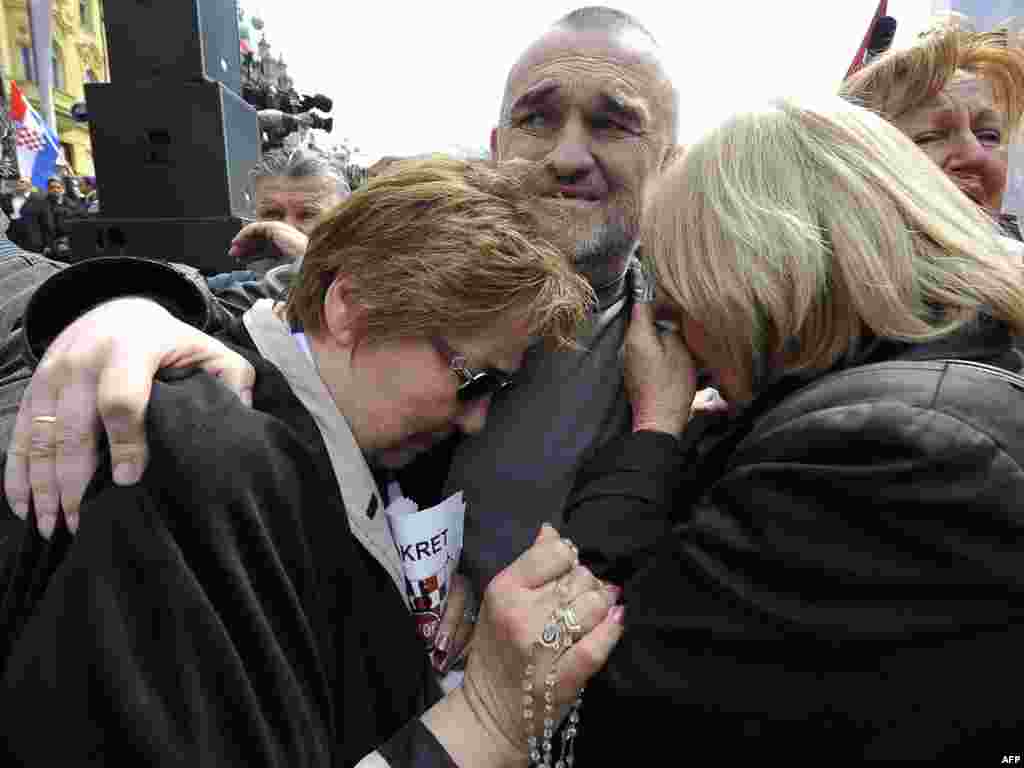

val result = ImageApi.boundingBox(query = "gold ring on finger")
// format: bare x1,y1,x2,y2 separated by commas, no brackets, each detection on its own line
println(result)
559,605,583,635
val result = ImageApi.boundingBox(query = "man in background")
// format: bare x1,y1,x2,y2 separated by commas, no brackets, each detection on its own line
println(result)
1,177,51,254
79,176,99,213
44,176,78,259
207,146,352,304
230,146,351,276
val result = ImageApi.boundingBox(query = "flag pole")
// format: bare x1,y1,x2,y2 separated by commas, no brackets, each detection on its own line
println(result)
27,0,56,132
845,0,888,81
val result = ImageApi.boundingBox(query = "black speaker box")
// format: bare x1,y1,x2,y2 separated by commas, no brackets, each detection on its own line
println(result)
69,216,250,275
86,80,259,220
104,0,242,94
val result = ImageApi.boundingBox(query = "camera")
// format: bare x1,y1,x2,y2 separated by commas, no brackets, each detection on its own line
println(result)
242,83,333,116
257,109,334,151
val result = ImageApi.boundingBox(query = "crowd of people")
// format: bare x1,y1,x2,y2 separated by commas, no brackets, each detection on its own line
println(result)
0,6,1022,765
0,173,97,257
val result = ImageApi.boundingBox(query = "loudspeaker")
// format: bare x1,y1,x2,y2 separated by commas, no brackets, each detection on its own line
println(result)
104,0,242,94
86,80,259,220
69,216,250,275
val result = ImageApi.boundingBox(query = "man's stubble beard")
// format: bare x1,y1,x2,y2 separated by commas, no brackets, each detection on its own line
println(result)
569,204,639,291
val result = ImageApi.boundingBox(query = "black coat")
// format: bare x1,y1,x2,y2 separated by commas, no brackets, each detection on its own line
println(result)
565,316,1024,761
1,192,53,254
46,193,81,239
0,317,452,767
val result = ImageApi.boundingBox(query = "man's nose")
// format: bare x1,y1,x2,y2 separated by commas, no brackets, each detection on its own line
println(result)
547,117,597,182
453,396,492,435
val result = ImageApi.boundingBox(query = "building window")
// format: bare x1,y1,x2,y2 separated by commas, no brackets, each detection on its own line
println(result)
84,67,97,84
20,47,35,82
52,46,66,92
79,0,93,31
61,143,75,171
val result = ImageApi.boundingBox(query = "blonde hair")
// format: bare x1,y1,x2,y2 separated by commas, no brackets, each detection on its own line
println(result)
840,24,1024,134
644,95,1024,401
286,155,593,347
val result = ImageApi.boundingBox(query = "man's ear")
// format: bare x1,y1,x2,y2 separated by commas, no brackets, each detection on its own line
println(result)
323,274,363,348
490,127,500,159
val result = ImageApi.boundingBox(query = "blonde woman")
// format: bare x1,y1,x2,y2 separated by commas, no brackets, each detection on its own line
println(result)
562,96,1024,761
841,24,1024,223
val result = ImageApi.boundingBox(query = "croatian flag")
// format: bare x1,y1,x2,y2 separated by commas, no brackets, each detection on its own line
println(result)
9,80,62,190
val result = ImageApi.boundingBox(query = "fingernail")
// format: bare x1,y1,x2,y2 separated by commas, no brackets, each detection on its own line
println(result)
65,510,79,535
113,461,140,485
610,605,626,625
435,633,450,654
13,502,27,520
606,584,622,601
37,511,55,540
239,388,254,407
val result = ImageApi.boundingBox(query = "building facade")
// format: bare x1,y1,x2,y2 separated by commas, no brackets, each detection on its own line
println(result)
239,8,298,108
0,0,108,178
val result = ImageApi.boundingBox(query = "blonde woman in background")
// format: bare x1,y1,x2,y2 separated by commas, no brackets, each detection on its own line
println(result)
841,23,1024,230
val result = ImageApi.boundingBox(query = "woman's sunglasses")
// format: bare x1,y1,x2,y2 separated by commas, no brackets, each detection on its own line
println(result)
433,339,515,403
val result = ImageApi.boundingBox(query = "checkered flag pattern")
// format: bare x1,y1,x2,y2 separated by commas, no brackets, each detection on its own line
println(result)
15,126,45,153
406,567,452,650
405,570,450,613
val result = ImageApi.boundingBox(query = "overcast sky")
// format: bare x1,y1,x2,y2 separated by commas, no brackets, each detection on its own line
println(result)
243,0,938,166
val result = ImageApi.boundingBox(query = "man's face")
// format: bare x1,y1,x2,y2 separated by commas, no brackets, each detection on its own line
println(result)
493,27,676,286
47,180,64,197
15,178,30,195
254,175,346,235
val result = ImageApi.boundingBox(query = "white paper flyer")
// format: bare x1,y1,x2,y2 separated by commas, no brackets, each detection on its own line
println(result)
385,486,466,654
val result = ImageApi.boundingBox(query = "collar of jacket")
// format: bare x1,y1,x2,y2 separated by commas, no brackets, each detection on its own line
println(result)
747,313,1020,413
693,313,1022,495
243,298,407,604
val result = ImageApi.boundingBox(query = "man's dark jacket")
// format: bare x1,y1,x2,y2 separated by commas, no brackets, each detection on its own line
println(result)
563,317,1024,762
1,192,53,253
